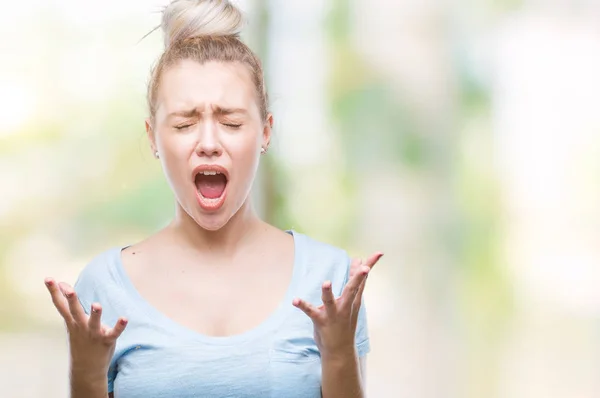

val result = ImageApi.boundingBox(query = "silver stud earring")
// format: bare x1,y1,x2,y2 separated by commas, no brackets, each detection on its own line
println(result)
154,151,159,159
260,147,266,154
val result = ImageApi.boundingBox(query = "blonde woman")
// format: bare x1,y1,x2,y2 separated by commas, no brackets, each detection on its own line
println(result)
44,1,382,397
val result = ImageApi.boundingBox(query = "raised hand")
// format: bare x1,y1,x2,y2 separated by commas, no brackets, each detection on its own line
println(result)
44,278,127,379
292,252,383,358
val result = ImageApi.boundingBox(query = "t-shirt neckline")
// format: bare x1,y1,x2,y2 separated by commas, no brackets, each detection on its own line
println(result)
111,229,303,346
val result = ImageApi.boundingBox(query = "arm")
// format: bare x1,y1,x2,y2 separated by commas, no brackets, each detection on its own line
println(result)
70,336,111,398
66,313,119,398
44,278,125,398
294,254,381,398
321,352,367,398
66,305,119,398
320,255,375,398
70,369,109,398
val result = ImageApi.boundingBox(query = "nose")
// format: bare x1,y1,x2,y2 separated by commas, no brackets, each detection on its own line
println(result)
194,120,222,157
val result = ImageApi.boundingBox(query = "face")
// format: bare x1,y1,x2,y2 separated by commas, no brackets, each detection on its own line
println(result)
147,59,271,231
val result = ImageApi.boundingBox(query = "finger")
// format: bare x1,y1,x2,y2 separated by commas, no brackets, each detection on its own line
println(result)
88,303,102,332
321,281,336,316
363,252,384,270
44,278,73,323
342,263,370,304
353,277,368,308
59,282,87,324
293,298,319,320
107,317,128,340
348,258,363,279
352,252,384,308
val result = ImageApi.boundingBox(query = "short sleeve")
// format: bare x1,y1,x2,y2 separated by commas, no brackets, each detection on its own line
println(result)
355,295,371,357
341,255,371,357
107,365,117,393
74,278,91,315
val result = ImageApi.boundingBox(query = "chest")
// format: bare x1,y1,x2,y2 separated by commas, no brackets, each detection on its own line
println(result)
160,276,290,336
113,327,323,398
124,251,294,337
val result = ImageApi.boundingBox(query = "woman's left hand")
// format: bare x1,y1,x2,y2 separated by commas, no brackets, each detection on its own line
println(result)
293,252,383,358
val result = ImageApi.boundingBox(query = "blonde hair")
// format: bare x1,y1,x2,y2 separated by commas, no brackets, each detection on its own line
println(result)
147,0,268,121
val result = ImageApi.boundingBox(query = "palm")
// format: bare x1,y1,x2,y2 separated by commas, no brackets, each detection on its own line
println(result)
292,252,383,354
44,278,128,366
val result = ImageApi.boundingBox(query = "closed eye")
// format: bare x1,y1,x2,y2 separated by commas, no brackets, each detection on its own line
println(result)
174,122,241,130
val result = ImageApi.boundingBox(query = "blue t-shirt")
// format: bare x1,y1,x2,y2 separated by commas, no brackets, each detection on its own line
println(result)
74,230,370,398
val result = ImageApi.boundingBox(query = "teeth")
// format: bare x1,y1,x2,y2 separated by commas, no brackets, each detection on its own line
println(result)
200,171,220,175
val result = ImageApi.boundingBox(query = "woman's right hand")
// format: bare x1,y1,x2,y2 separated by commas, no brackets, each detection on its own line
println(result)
44,277,128,380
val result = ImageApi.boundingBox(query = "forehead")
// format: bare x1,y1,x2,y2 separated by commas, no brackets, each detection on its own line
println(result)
156,59,258,117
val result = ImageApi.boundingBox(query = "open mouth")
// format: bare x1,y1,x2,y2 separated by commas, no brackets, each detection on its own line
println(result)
193,167,229,211
195,170,227,199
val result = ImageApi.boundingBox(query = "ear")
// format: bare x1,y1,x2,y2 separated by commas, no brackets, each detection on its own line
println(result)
263,113,273,149
145,118,157,153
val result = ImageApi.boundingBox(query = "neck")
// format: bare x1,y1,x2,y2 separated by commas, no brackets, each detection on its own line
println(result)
168,199,265,256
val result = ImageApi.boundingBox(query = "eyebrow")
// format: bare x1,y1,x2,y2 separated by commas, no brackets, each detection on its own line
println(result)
168,108,198,118
167,106,248,118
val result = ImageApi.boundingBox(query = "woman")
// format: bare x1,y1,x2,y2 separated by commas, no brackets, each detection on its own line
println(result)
44,1,382,397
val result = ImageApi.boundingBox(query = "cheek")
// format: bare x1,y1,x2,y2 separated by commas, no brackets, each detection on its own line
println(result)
156,133,196,188
233,149,259,177
228,141,261,186
157,131,196,154
224,126,261,157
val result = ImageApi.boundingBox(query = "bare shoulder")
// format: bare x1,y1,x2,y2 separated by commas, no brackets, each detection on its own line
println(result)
258,224,294,259
268,225,294,244
121,239,152,261
119,230,169,277
121,230,166,259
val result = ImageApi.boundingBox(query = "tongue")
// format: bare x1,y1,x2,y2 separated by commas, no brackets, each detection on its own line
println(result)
196,174,226,199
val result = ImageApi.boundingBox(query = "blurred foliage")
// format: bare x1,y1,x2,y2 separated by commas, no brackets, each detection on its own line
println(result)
453,35,514,398
326,1,514,395
0,0,512,342
3,2,600,397
326,0,426,170
249,0,294,230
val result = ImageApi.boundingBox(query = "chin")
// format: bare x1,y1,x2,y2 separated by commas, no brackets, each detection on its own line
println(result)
177,169,249,231
191,212,232,231
188,188,244,232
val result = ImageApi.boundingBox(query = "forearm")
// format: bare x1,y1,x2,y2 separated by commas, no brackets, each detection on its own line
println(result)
70,367,109,398
321,348,364,398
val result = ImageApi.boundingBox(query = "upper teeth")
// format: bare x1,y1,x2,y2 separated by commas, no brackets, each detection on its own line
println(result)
201,171,220,175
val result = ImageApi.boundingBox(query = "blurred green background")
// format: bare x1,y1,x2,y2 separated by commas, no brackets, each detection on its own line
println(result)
1,0,600,397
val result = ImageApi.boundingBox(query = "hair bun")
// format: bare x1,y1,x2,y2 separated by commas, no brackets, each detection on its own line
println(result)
162,0,245,47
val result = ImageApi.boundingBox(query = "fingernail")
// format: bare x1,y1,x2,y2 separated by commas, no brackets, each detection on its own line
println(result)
44,279,52,287
120,319,128,325
65,291,74,298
